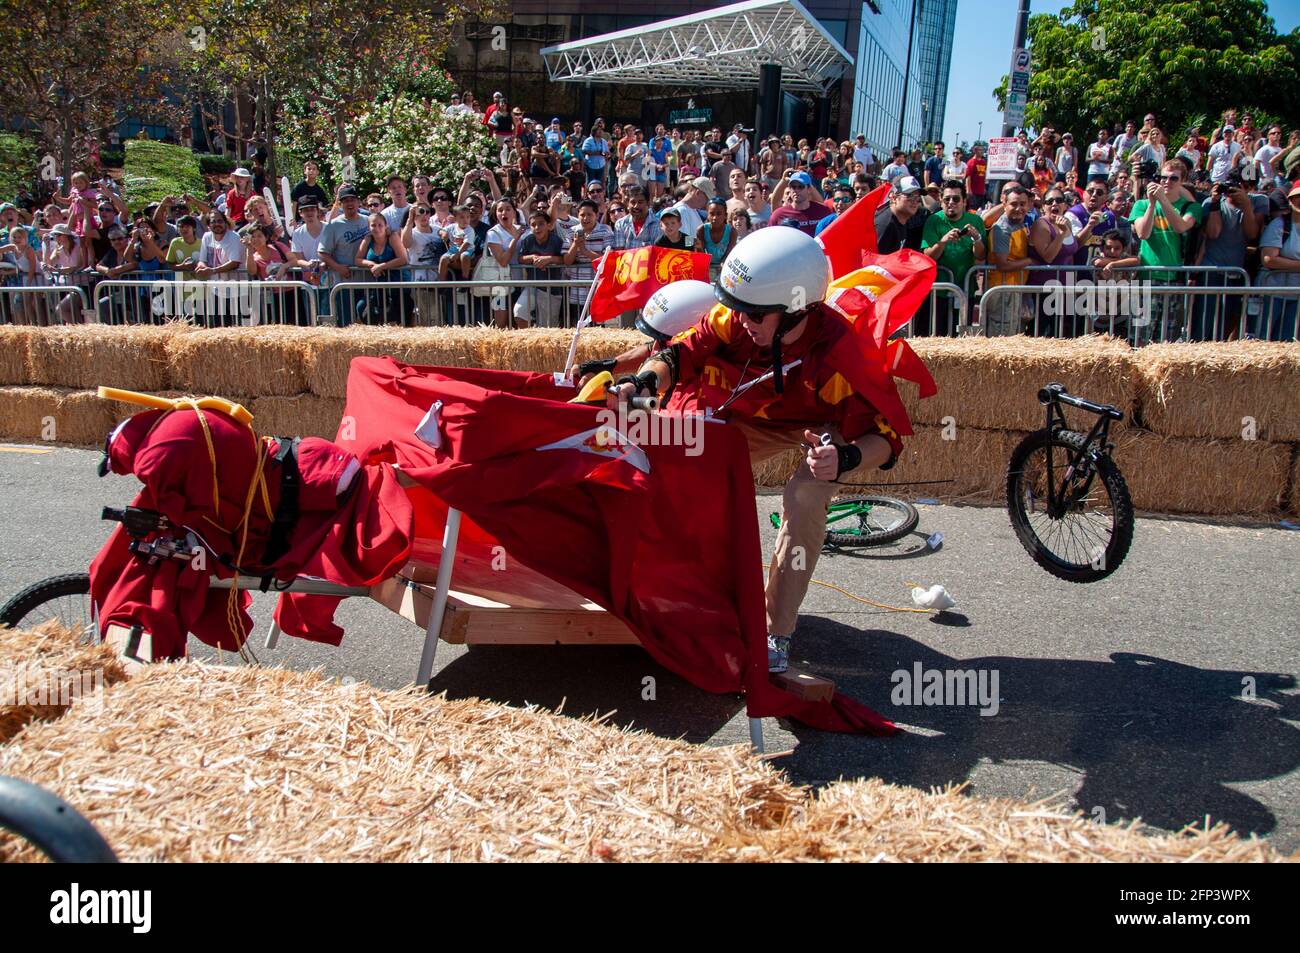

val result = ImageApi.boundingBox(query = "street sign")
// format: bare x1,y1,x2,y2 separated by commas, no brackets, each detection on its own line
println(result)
986,137,1020,180
1004,46,1030,130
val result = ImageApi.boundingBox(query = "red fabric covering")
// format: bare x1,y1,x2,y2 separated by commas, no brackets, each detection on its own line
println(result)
329,356,897,735
816,182,888,277
588,247,712,322
90,407,413,659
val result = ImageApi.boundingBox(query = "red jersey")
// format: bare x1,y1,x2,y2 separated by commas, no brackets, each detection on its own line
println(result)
665,303,904,456
965,156,987,194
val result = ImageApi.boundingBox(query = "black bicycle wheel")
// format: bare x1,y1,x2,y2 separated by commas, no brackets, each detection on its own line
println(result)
0,573,94,638
825,496,920,546
1007,430,1133,582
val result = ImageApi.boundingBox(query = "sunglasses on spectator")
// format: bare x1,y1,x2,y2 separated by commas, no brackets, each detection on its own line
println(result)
1046,196,1067,204
832,195,853,205
941,195,964,203
433,195,451,202
1155,174,1180,182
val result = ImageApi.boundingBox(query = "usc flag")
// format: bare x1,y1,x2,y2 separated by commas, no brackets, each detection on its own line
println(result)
588,246,712,322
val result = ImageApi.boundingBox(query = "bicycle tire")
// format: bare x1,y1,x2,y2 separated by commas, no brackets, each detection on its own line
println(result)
1007,429,1133,582
0,573,94,636
825,496,920,546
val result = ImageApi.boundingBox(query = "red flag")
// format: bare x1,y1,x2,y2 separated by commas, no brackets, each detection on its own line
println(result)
823,250,938,435
588,246,712,322
328,357,897,735
816,182,889,278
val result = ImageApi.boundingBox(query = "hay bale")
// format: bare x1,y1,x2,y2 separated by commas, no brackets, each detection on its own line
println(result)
250,395,346,440
472,327,645,373
303,327,488,399
1116,431,1291,516
0,623,127,744
1133,342,1300,442
0,387,115,447
901,335,1135,433
1290,450,1300,518
752,426,1023,504
165,327,311,398
0,630,1281,862
0,326,35,385
26,324,181,392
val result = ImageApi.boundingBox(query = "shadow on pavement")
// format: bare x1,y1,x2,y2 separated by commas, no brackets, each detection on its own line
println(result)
783,616,1300,838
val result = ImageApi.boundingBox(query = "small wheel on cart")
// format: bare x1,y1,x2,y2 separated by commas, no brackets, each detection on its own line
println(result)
0,573,94,640
824,496,920,546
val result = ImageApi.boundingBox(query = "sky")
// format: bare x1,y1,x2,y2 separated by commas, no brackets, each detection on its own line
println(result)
940,0,1300,149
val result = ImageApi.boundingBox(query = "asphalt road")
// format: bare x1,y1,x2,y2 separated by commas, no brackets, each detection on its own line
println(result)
2,444,1297,852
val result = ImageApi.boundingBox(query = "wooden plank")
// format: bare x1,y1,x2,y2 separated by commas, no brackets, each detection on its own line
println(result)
771,667,835,702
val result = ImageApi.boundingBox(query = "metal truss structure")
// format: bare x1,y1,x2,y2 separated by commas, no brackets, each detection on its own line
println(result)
540,0,853,94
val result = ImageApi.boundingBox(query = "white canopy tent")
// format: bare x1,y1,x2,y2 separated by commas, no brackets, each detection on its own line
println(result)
539,0,853,95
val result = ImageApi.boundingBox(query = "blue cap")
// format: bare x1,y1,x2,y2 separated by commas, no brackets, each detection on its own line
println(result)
789,171,814,188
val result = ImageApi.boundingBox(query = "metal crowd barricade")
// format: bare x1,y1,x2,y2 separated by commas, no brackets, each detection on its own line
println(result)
964,264,1254,342
0,285,91,325
327,278,591,328
904,281,969,337
977,284,1299,343
93,277,319,326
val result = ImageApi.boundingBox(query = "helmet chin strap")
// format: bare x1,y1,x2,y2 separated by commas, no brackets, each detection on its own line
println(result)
769,310,805,394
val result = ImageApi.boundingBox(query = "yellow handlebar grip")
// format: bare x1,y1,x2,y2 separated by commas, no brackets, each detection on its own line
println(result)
569,370,614,405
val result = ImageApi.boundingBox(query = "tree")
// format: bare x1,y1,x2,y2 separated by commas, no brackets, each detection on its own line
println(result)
993,0,1300,138
0,0,186,182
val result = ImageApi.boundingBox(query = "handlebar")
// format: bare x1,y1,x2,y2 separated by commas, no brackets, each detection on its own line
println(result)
629,395,658,411
1038,383,1123,421
102,506,171,538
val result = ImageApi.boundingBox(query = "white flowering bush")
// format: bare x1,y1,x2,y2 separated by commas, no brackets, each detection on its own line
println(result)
321,97,498,192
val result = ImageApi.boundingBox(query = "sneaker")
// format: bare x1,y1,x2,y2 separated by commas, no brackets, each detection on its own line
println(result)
767,634,791,673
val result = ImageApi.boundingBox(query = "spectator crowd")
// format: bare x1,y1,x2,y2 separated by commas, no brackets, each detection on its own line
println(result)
3,97,1299,341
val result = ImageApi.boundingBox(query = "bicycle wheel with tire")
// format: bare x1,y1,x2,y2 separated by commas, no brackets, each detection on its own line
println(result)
825,496,920,546
1007,429,1133,582
0,573,94,638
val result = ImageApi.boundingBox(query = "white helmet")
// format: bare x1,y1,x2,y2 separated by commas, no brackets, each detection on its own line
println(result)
715,226,830,313
637,279,716,343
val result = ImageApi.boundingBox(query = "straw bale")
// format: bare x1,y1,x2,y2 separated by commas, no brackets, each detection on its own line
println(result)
0,326,35,385
471,327,645,373
26,324,181,392
0,623,127,744
1290,450,1300,518
250,394,346,440
900,335,1136,432
1116,430,1291,516
752,425,1024,504
0,387,115,447
165,326,311,397
1132,341,1300,442
303,327,484,399
0,628,1282,862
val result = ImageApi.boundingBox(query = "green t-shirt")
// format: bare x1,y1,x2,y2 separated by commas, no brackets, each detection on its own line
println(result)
921,210,986,287
1128,197,1203,281
166,236,201,267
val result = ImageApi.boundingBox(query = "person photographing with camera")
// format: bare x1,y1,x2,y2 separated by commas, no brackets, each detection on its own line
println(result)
920,179,986,334
605,228,907,673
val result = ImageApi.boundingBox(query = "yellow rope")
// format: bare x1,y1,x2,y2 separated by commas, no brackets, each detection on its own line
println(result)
763,562,931,614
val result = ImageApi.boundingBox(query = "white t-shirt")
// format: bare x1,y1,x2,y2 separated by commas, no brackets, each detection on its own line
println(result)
404,227,441,281
291,222,323,261
727,134,750,173
667,201,705,247
486,223,522,269
853,144,875,167
199,229,246,277
1086,140,1114,177
1208,140,1242,183
1255,144,1283,182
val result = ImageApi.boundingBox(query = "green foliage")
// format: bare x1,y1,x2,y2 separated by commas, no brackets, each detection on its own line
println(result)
0,133,39,202
281,94,498,193
196,152,236,175
994,0,1300,137
122,140,206,212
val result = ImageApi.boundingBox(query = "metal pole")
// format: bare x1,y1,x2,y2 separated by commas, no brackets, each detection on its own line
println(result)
562,252,608,374
1003,0,1032,138
416,507,462,687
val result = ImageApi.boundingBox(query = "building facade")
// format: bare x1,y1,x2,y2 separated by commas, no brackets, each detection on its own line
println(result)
849,0,956,154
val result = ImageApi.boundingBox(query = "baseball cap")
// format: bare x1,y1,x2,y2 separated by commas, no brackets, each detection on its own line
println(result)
0,202,14,213
893,175,923,195
337,185,359,199
297,198,320,210
550,117,560,124
690,176,716,198
658,207,681,221
789,171,814,188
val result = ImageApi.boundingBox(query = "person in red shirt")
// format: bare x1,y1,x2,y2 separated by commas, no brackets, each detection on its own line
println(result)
225,167,255,227
608,228,903,673
964,144,988,209
768,170,833,235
